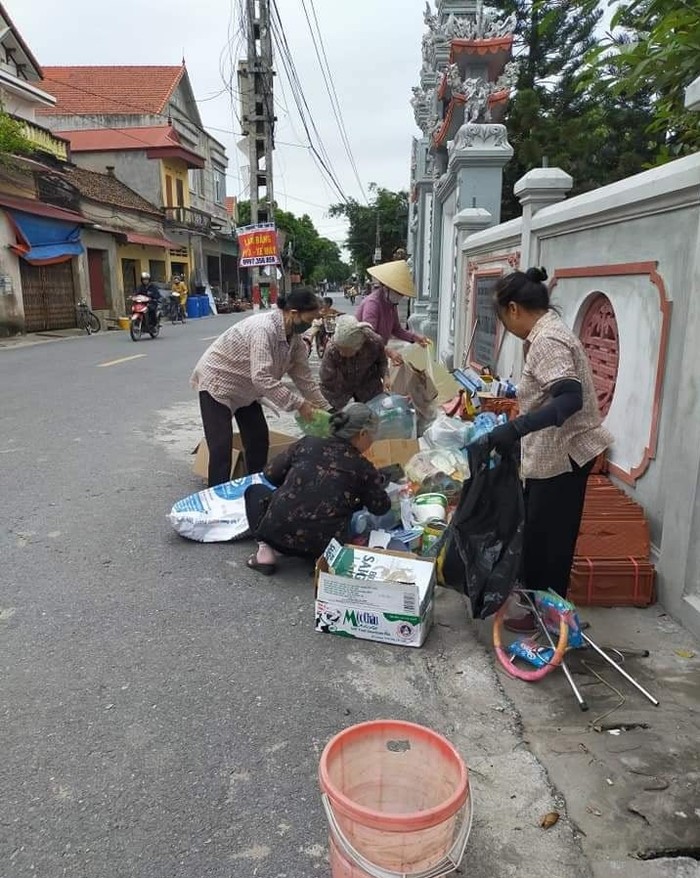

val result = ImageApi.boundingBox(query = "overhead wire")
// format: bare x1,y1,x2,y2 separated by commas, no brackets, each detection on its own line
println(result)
299,0,368,203
268,0,349,204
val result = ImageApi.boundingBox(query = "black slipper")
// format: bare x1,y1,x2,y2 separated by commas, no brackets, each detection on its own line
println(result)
247,554,277,576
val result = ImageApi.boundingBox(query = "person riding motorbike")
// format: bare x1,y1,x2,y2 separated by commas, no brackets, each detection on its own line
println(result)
135,272,161,330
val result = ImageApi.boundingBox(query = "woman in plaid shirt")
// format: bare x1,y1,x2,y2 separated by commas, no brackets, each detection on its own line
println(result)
481,268,613,631
191,287,328,487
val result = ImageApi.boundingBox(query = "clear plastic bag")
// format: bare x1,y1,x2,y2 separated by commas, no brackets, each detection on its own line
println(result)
422,413,474,449
404,448,470,500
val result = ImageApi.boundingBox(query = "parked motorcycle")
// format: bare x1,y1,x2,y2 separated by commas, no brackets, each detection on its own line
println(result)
130,294,161,341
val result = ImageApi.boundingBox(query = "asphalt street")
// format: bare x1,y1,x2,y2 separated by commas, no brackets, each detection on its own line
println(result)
1,303,591,878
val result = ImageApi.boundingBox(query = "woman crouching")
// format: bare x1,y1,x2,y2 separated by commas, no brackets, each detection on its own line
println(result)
244,403,390,575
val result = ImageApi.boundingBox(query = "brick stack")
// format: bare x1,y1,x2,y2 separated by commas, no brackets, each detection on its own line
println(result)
569,475,655,607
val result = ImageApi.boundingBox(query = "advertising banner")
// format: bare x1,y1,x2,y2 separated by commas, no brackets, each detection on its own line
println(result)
237,222,279,267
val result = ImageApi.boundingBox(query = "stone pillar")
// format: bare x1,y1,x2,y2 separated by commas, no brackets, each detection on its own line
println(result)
514,167,573,268
452,207,492,369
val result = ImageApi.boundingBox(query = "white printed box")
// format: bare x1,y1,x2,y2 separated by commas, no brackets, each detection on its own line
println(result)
314,540,436,648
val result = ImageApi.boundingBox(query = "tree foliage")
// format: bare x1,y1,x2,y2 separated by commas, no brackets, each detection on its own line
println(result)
237,201,350,284
587,0,700,160
492,0,665,220
328,185,409,277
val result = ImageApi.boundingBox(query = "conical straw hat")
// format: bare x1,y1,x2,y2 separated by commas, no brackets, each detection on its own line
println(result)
367,260,416,298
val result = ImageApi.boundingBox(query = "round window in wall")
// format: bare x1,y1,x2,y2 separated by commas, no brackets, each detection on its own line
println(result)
579,293,620,418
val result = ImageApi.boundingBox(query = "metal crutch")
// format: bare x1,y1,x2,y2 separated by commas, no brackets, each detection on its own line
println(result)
523,592,589,712
580,632,659,707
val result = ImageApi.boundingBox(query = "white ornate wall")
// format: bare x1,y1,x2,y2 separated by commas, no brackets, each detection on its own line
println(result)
459,152,700,637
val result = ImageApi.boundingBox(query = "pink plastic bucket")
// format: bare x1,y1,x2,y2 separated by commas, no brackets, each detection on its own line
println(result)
319,720,472,878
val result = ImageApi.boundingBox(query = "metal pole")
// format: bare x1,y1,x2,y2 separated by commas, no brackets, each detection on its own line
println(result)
523,593,589,712
581,633,660,706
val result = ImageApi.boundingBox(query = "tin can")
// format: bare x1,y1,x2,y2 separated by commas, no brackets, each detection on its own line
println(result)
421,521,447,557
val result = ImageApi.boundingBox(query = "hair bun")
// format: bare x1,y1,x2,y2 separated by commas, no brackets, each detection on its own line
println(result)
526,267,548,283
329,411,349,431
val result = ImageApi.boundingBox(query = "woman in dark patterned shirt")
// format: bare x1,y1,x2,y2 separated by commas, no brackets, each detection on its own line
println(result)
319,315,388,411
244,403,391,574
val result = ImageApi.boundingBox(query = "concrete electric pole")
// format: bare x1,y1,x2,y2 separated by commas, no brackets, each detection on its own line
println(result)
239,0,276,304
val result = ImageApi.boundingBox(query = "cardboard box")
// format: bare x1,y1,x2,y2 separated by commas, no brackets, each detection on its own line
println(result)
192,430,297,482
314,539,435,647
364,438,419,470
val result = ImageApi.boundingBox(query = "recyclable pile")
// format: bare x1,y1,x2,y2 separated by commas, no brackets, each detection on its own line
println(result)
310,363,518,647
339,366,515,563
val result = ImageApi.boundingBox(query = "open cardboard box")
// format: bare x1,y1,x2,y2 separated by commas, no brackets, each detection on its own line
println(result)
192,430,297,482
314,539,435,647
363,438,419,470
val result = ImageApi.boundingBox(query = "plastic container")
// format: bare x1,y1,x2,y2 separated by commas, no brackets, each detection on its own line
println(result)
411,493,448,525
367,394,416,441
319,720,472,878
570,557,655,607
186,296,200,319
199,295,211,317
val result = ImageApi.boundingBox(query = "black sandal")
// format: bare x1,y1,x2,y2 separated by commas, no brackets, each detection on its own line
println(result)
247,554,276,576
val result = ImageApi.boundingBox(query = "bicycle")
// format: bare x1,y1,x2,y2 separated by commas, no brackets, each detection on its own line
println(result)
76,299,101,335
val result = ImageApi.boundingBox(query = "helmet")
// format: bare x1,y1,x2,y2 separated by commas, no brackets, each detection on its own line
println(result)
141,272,151,281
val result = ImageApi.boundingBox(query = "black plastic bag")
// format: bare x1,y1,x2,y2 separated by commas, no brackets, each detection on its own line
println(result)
439,444,524,619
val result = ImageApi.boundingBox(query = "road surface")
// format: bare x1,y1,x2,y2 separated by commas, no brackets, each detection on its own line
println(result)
1,307,589,878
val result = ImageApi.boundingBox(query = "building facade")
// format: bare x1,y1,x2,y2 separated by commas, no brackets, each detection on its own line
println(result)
38,65,237,296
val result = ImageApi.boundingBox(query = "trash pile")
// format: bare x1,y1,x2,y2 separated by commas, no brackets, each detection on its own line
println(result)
310,354,521,647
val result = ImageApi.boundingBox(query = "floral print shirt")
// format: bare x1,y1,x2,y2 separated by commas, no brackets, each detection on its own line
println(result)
257,436,390,557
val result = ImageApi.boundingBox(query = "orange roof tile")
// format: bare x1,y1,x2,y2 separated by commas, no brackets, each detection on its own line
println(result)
39,66,185,116
56,125,182,152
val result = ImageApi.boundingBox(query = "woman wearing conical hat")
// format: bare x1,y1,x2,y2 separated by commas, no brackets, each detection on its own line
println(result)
356,259,429,366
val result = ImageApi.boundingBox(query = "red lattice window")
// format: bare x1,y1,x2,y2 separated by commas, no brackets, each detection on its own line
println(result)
579,293,619,417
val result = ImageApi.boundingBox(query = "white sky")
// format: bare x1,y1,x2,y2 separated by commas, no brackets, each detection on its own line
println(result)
13,0,426,249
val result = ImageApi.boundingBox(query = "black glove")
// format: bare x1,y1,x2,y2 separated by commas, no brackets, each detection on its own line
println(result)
470,420,520,457
487,420,521,455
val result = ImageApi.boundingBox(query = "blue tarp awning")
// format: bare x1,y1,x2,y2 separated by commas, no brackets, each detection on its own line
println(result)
9,210,84,266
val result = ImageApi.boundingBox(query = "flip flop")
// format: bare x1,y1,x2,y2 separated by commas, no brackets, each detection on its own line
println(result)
247,554,277,576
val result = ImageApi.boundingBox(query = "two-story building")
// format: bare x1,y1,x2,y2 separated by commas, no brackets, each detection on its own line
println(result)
0,2,87,334
38,65,236,294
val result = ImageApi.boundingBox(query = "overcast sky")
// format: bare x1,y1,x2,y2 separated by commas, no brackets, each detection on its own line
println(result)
14,0,425,249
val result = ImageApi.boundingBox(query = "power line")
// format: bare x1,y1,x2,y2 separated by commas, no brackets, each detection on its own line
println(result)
268,0,348,204
299,0,368,203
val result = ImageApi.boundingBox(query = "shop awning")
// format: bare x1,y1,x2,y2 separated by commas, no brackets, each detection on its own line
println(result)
124,232,178,249
8,210,83,266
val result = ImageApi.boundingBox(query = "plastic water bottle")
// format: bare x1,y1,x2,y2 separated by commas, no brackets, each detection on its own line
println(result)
351,510,371,535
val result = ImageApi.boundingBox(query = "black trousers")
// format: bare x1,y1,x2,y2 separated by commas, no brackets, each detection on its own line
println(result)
199,391,269,487
522,458,595,598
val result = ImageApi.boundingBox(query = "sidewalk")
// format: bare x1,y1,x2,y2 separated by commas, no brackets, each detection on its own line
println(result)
474,604,700,877
0,327,89,349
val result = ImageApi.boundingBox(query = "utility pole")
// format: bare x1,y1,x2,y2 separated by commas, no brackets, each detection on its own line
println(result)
239,0,276,305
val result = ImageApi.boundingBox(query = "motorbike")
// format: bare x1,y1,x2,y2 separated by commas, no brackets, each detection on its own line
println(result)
130,294,161,341
315,314,336,358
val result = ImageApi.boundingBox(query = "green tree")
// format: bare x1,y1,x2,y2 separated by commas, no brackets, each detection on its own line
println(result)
587,0,700,161
328,185,409,277
492,0,663,219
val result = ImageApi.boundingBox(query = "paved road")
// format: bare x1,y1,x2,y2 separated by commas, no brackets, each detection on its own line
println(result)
0,307,590,878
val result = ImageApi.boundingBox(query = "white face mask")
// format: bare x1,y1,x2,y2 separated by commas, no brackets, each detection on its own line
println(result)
388,291,403,305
